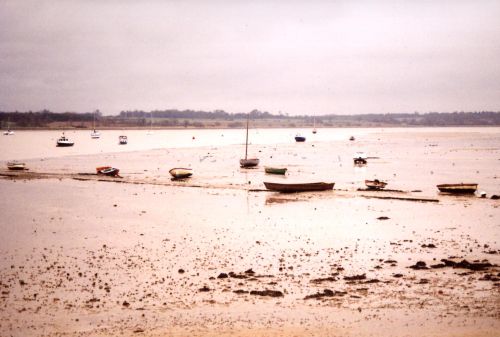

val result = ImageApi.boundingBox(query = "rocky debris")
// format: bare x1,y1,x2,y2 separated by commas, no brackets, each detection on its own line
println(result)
198,286,211,292
484,250,499,255
304,289,347,300
421,244,437,248
384,260,398,264
430,263,446,269
133,328,145,333
478,274,500,282
490,195,499,200
249,290,283,297
217,273,228,279
122,301,130,307
441,259,493,271
310,276,337,284
393,273,404,278
344,274,366,281
409,261,429,270
228,272,248,279
245,268,255,275
377,216,390,220
418,279,430,284
178,269,185,274
233,289,249,294
363,279,381,284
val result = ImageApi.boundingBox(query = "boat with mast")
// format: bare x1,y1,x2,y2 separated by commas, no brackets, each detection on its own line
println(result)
3,118,15,135
91,110,100,139
312,117,317,134
239,113,259,168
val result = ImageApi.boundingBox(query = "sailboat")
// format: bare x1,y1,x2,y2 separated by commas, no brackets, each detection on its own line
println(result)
90,110,100,139
3,118,15,135
312,117,317,134
239,113,259,168
147,111,153,135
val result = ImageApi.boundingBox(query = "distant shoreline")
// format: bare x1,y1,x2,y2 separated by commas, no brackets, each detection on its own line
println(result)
4,124,500,131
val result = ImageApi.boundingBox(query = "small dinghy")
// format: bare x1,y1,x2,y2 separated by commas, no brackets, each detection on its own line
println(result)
264,167,287,175
437,183,477,194
264,182,334,193
56,133,74,147
365,179,387,190
7,162,26,170
96,166,120,177
169,167,193,179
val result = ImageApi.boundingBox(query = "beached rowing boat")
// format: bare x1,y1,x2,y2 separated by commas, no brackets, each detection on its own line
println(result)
264,182,334,193
264,167,287,175
365,179,387,190
7,162,26,170
436,183,477,194
96,166,120,177
169,167,193,179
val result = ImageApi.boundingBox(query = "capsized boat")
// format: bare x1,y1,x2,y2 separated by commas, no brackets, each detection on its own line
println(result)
169,167,193,179
7,162,26,170
96,166,120,177
264,181,334,193
437,183,477,194
365,179,387,190
264,167,287,175
56,133,74,147
119,135,128,145
240,113,259,168
295,134,306,142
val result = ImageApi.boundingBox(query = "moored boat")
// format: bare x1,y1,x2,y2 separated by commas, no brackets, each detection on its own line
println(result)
349,136,355,141
264,167,287,175
3,130,14,136
365,179,387,189
264,181,334,193
56,133,74,147
353,152,367,164
437,183,477,194
91,130,100,139
295,134,306,142
169,167,193,179
96,166,120,177
7,162,26,170
119,135,128,145
240,158,260,168
240,113,259,168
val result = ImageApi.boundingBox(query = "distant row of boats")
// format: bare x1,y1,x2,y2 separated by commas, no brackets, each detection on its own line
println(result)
55,132,128,146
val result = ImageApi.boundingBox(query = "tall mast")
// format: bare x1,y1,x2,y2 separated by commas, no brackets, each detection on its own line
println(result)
245,113,249,160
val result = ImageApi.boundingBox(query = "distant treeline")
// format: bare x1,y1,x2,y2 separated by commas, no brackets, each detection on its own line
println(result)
1,109,499,128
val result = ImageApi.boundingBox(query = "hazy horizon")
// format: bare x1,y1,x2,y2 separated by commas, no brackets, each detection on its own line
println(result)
1,0,499,116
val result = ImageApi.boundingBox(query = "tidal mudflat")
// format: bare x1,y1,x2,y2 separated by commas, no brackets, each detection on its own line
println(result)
0,128,499,336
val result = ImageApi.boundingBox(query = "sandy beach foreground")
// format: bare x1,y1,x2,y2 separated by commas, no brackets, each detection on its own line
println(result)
0,128,499,336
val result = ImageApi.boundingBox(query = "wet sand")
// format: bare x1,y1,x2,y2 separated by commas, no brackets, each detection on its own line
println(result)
0,128,499,336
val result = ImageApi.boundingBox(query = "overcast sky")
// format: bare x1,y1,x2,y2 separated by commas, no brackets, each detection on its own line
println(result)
0,0,499,115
